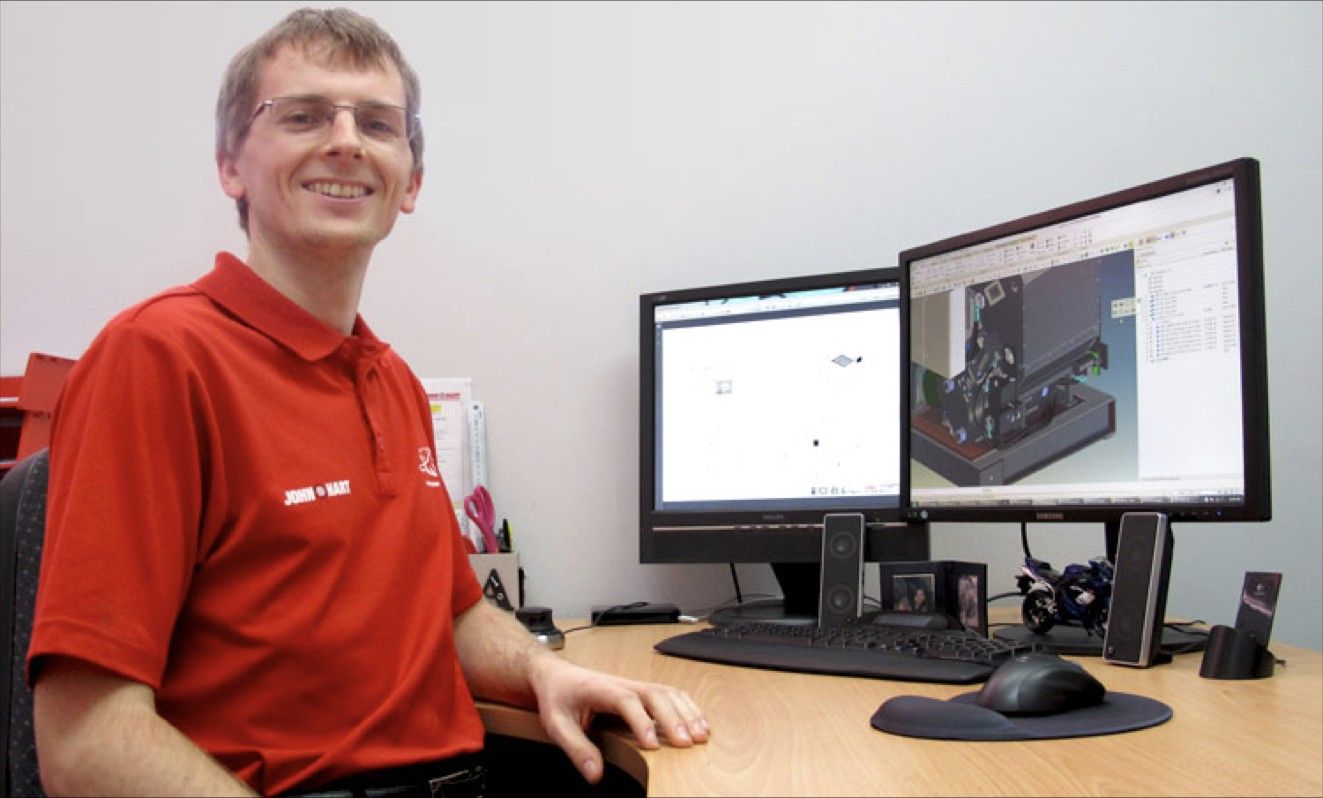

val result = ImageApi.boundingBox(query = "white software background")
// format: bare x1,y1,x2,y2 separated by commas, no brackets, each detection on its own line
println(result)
660,308,898,502
3,2,1320,648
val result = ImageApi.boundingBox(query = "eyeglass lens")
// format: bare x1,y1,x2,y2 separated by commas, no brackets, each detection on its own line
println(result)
266,97,412,142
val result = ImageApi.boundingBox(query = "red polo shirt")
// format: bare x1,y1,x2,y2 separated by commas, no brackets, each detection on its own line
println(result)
29,253,486,794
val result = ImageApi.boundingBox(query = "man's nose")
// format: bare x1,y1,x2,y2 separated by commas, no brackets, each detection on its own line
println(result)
324,107,364,154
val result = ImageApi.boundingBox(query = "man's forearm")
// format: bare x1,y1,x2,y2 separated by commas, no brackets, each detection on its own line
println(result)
34,658,255,797
452,598,554,706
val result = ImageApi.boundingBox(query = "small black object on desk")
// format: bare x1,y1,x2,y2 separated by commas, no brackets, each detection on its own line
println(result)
591,602,680,625
515,606,565,650
1199,624,1275,679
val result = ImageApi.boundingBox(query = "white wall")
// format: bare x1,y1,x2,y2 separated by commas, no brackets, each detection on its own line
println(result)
3,1,1320,649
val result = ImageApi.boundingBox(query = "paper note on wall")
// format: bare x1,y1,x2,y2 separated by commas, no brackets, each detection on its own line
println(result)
421,377,479,550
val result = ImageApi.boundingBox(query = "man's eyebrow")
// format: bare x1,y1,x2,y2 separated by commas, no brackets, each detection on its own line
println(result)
275,93,404,107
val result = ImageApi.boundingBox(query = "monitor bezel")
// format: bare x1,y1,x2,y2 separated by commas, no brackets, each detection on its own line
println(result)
639,267,909,564
899,157,1271,526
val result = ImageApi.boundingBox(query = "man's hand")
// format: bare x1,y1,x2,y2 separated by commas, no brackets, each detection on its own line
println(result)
452,600,710,784
524,651,709,783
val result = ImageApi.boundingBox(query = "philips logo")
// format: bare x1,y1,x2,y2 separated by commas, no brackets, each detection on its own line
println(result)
761,513,786,522
1035,512,1065,521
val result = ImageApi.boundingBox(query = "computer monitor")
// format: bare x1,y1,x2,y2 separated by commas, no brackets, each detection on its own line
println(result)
900,158,1271,649
640,268,928,624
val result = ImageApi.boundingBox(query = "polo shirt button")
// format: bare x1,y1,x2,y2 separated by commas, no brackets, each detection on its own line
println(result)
376,435,385,451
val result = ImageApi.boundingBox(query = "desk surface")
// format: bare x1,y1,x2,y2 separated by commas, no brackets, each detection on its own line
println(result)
478,618,1323,797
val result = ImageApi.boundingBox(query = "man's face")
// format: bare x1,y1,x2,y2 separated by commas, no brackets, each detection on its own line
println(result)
218,43,422,259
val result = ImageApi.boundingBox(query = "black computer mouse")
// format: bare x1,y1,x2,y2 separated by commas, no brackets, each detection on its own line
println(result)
975,652,1106,715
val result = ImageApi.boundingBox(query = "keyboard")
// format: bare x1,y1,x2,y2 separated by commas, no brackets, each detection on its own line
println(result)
655,621,1033,684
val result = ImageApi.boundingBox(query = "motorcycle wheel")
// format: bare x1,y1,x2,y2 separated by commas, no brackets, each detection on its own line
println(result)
1022,590,1056,634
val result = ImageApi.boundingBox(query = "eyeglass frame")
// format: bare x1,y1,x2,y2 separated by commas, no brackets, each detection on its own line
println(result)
248,95,422,144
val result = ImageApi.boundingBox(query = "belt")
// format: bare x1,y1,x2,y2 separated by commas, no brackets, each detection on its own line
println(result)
288,754,487,798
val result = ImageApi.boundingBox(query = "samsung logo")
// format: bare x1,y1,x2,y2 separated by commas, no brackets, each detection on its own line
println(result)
761,513,787,522
1035,512,1066,520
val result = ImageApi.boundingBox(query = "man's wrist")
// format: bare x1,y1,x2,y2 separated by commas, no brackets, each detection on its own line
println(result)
519,636,563,693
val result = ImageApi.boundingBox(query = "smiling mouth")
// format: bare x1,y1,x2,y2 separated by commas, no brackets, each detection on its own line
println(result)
305,181,371,199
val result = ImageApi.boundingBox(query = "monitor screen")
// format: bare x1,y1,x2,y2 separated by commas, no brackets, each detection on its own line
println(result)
901,158,1271,528
640,268,925,580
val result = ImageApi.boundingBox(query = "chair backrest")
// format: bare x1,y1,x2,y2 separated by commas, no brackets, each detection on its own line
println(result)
0,450,49,797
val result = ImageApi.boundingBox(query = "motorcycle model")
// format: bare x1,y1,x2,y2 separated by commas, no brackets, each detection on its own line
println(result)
1015,555,1114,637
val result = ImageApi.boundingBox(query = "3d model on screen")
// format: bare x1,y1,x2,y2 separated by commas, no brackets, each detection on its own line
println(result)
911,256,1118,486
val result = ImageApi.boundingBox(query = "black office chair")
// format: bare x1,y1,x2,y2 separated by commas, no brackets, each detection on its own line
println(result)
0,449,48,797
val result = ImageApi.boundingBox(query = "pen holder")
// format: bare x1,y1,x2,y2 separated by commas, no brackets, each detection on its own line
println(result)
468,552,521,612
1198,624,1275,680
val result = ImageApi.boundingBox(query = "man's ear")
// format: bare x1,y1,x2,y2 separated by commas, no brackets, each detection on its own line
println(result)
399,168,423,215
218,153,246,201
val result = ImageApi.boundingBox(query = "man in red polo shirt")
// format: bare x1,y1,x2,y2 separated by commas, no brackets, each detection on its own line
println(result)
28,8,707,797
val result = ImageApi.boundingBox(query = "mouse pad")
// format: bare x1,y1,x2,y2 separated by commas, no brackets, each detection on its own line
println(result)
870,692,1172,741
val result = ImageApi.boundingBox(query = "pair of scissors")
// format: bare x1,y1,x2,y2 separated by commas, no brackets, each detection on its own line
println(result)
464,485,501,554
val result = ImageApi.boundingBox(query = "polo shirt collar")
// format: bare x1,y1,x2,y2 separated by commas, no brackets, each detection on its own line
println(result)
195,252,387,362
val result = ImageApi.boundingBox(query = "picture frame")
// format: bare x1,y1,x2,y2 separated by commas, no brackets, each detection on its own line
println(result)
879,560,988,635
944,561,988,637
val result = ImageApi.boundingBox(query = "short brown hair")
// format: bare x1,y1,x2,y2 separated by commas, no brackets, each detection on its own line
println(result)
215,7,424,233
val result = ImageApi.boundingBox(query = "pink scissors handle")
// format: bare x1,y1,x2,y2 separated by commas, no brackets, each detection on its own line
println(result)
465,486,500,553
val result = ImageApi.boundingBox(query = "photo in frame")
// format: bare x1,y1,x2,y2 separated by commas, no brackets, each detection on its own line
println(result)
892,571,938,613
944,561,988,637
879,561,943,615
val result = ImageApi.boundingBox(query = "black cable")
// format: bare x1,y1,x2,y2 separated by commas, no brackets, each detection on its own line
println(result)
681,593,777,624
1157,620,1212,655
728,563,744,605
1020,522,1032,559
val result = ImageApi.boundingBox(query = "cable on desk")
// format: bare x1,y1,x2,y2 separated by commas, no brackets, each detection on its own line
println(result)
682,593,778,624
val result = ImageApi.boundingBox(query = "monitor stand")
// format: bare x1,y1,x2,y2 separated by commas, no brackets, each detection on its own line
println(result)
992,519,1208,656
993,623,1208,656
709,562,819,627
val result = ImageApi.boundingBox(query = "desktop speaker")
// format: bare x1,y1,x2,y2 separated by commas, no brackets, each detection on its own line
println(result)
818,513,865,628
1103,512,1174,667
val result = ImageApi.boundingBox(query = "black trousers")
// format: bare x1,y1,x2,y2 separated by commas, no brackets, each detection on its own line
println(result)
284,734,644,798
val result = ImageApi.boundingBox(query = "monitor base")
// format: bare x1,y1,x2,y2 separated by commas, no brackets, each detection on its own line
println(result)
709,599,816,627
993,622,1208,656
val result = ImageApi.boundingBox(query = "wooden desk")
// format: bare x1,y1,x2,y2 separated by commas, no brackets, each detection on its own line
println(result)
478,620,1323,797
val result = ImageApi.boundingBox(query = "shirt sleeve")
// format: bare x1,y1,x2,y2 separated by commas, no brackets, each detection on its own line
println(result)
449,508,484,616
28,316,208,690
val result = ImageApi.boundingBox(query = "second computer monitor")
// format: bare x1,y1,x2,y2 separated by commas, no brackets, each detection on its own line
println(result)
640,268,926,621
901,157,1271,533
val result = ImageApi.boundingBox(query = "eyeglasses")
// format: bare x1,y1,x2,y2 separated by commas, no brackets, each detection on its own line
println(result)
251,96,420,144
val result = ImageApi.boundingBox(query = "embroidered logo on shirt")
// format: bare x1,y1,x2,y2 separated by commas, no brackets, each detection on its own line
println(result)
417,446,440,477
283,479,352,507
418,446,442,488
